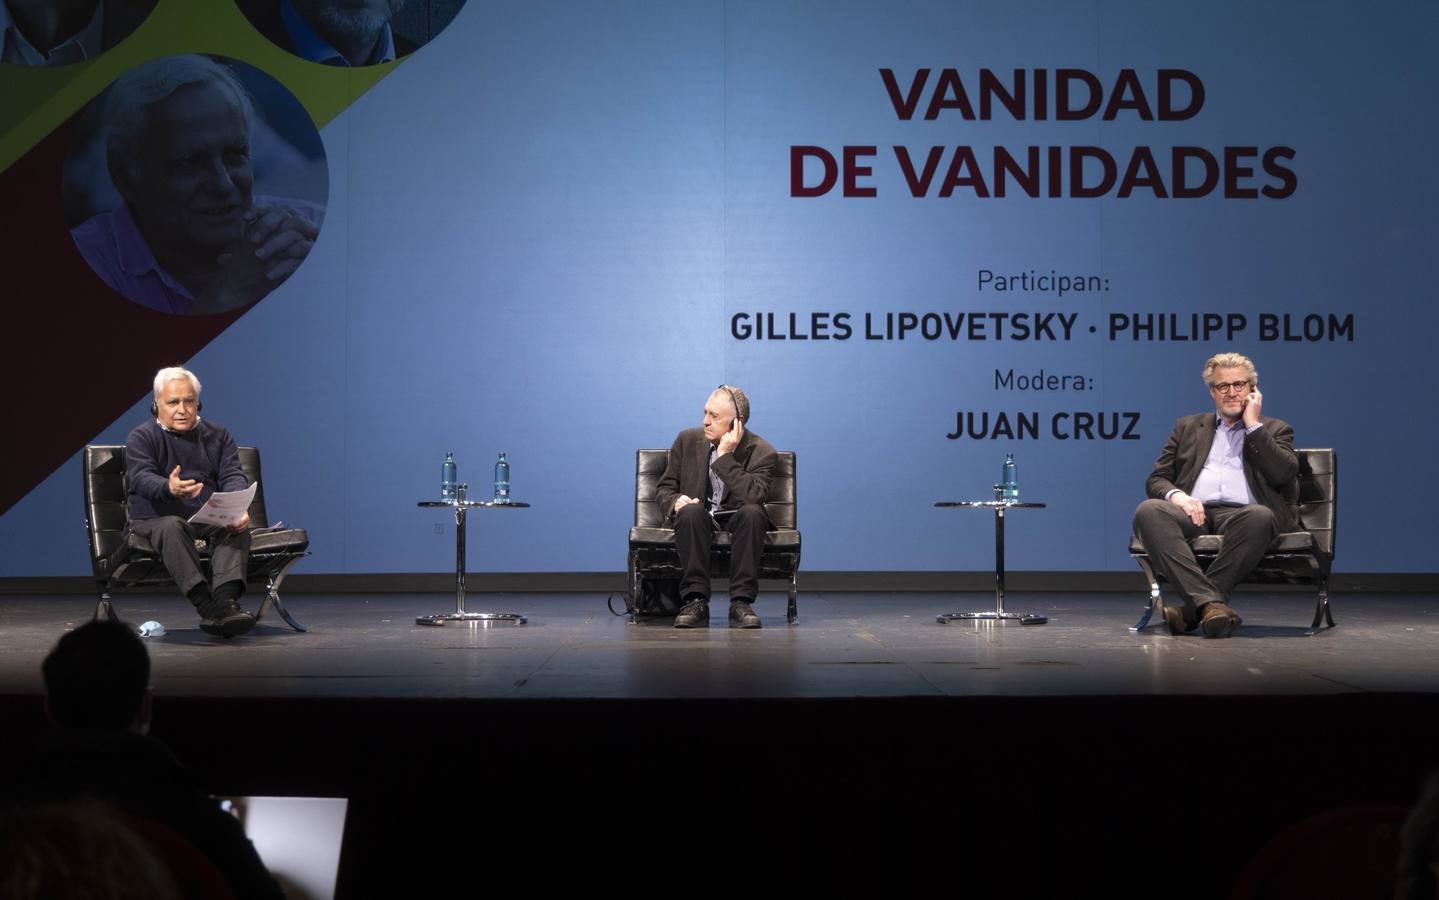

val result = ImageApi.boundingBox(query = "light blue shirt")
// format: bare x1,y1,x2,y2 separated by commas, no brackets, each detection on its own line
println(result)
1189,417,1260,505
71,197,326,314
280,0,397,66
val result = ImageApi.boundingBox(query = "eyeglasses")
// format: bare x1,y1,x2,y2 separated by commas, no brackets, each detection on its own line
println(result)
1210,380,1251,395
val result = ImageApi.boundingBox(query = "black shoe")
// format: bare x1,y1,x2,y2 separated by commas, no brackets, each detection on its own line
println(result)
729,599,761,629
1198,601,1242,638
200,601,257,638
674,598,709,628
1162,601,1198,635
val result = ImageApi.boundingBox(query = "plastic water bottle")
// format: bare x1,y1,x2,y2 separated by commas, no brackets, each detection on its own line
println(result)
493,452,510,504
441,452,457,500
1001,452,1019,502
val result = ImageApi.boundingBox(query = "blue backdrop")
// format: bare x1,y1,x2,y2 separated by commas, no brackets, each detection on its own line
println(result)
2,1,1434,576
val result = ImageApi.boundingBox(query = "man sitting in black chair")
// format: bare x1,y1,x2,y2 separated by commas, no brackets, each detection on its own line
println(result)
1132,352,1300,638
655,385,776,629
126,366,256,637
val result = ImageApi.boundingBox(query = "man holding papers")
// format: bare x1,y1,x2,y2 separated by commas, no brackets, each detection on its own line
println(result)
125,366,257,637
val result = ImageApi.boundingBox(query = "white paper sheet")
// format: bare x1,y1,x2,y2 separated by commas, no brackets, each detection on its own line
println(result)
186,482,257,527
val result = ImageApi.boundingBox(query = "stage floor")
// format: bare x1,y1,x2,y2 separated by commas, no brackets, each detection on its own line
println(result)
4,589,1437,897
1,589,1436,700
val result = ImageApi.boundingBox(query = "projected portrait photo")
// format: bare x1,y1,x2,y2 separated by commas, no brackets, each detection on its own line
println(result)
236,0,468,67
64,54,328,315
0,0,155,66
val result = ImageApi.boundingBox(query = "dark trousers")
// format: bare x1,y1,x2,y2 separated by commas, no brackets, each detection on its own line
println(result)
1132,499,1278,611
672,503,769,602
127,516,250,606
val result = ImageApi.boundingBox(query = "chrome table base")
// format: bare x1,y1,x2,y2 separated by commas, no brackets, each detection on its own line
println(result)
416,499,530,627
934,500,1048,626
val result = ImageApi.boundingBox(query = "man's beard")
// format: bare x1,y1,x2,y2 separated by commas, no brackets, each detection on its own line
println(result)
310,0,407,44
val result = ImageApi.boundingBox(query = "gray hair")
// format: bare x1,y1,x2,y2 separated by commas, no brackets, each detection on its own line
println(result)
715,385,750,423
152,366,201,401
103,55,254,179
1202,352,1258,388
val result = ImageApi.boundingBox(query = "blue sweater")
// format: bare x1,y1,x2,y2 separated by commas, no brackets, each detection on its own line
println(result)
125,419,249,520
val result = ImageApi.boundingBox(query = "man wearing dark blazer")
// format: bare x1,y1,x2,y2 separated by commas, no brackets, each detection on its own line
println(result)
654,385,777,628
1133,352,1299,637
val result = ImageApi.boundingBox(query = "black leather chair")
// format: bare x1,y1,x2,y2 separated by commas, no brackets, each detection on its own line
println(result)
83,444,310,631
626,449,801,624
1129,447,1336,632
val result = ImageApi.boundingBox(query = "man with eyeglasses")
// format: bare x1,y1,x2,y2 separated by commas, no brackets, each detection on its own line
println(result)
654,385,777,628
1132,352,1300,637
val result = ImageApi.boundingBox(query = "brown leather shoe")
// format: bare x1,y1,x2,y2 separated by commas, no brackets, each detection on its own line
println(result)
1199,601,1242,638
1162,601,1198,635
